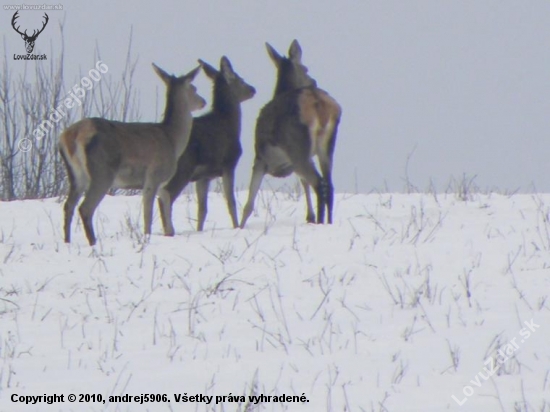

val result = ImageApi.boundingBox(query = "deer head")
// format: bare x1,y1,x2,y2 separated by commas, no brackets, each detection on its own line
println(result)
198,56,256,104
12,11,49,54
266,39,317,94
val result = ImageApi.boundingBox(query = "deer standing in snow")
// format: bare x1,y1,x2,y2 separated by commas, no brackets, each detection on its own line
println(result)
59,64,205,246
240,40,342,228
158,57,255,234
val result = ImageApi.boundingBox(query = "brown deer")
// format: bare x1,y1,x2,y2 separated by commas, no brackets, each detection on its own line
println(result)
158,57,255,234
59,64,206,246
240,40,342,228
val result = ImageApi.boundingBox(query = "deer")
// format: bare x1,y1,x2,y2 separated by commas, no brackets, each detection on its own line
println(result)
158,56,255,234
11,11,49,54
240,40,342,228
59,64,206,246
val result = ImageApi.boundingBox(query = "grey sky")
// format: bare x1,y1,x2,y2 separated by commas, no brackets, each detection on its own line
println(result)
3,0,550,193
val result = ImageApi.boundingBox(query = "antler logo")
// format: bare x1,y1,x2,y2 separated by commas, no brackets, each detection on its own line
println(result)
11,11,49,54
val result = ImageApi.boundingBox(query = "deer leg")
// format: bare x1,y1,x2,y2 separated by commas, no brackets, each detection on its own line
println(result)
142,182,159,236
292,159,324,224
320,122,339,224
196,178,210,231
64,185,84,243
157,187,175,236
240,159,266,228
318,152,334,224
222,168,239,228
79,179,111,246
315,179,330,224
60,151,84,243
158,163,193,236
300,179,315,223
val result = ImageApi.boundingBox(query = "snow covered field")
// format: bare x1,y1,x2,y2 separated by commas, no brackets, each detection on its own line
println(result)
1,189,549,411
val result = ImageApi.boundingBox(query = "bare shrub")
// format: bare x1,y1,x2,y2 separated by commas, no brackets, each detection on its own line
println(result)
0,26,140,200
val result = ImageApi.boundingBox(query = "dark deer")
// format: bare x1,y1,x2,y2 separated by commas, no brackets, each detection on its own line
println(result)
11,11,49,54
240,40,342,228
59,64,206,246
158,56,255,234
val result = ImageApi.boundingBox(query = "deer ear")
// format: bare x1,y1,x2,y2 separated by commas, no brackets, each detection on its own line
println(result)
220,56,236,81
184,65,201,82
289,39,303,64
198,59,219,80
265,42,282,68
152,63,171,84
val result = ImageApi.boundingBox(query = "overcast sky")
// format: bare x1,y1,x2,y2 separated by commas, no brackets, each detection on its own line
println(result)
2,0,550,193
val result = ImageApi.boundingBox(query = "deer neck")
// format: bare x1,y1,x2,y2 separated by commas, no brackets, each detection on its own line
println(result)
273,81,292,96
273,67,300,95
213,84,241,116
162,101,194,157
212,90,242,133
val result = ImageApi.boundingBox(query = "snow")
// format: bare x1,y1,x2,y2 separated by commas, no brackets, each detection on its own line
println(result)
1,190,549,411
